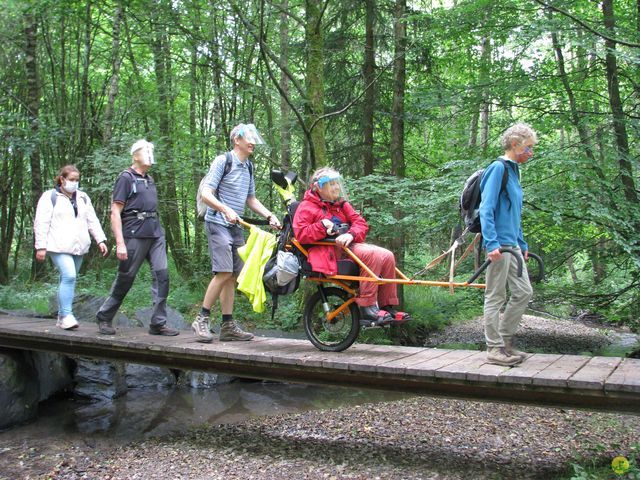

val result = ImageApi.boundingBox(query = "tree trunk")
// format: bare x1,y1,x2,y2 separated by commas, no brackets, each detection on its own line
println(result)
103,1,124,144
602,0,638,203
362,0,376,176
390,0,406,178
550,29,604,179
24,11,45,280
151,0,187,273
479,34,490,154
390,0,407,308
305,0,326,168
77,0,92,158
279,0,292,170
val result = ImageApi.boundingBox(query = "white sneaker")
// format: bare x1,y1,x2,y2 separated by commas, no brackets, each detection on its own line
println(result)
56,314,79,330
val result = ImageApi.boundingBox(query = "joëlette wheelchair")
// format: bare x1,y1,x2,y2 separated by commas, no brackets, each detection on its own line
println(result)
244,170,544,353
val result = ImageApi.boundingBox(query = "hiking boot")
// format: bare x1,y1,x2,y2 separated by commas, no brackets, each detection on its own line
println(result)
57,314,79,330
486,347,521,366
504,337,529,360
219,320,254,341
97,320,116,335
192,313,213,343
149,324,180,336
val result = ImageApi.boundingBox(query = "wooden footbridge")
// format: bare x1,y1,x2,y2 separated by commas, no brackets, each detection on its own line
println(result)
1,315,638,414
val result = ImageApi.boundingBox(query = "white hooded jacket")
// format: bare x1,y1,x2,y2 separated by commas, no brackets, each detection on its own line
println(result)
34,189,107,255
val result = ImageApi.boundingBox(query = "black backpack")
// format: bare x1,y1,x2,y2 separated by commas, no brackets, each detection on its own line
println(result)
460,159,510,234
262,200,302,319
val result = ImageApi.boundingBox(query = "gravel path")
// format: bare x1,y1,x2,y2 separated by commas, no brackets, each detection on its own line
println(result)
424,314,619,354
36,397,640,480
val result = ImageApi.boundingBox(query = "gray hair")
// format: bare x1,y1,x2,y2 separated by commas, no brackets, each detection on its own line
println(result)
310,167,340,187
229,124,242,144
500,123,538,151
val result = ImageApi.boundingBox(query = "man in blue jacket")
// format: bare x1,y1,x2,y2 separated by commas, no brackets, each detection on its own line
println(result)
479,123,537,366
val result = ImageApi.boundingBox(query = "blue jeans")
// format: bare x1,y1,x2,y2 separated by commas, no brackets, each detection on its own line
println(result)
49,252,83,317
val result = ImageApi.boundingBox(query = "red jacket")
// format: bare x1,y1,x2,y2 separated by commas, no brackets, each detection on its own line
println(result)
293,190,369,275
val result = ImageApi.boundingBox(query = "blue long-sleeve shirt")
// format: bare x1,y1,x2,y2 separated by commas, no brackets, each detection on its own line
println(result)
479,157,528,253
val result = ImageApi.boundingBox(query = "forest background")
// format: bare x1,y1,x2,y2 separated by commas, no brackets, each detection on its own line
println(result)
0,0,638,335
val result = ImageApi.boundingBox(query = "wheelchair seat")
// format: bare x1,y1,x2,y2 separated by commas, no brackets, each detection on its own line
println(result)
301,258,359,277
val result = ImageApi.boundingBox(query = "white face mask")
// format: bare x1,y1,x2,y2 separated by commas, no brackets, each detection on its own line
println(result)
64,180,79,193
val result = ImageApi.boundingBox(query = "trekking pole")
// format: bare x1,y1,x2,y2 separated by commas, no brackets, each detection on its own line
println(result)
467,247,523,284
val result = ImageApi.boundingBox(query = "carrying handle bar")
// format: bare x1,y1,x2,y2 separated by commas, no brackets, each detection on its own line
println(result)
467,247,522,285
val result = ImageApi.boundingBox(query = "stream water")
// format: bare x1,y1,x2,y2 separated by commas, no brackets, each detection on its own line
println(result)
0,380,412,443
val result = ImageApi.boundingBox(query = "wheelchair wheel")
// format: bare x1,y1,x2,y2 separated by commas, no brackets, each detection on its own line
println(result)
303,287,360,352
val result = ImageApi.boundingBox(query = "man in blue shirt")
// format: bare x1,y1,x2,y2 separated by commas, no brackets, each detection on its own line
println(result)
479,123,537,366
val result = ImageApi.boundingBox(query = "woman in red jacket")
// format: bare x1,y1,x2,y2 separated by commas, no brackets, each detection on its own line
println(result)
293,167,410,324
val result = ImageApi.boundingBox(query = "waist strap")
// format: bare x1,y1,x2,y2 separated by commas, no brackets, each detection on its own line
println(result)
123,211,157,220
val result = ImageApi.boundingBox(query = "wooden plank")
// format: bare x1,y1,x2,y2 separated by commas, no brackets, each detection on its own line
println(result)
435,351,494,380
376,348,451,374
466,361,515,383
567,356,622,390
531,355,591,387
253,340,318,364
404,349,477,377
498,353,560,384
605,358,640,393
0,318,54,328
318,344,380,370
334,345,416,373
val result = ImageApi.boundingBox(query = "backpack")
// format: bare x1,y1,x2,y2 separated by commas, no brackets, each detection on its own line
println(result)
262,201,302,319
196,152,253,219
112,169,154,201
460,159,510,234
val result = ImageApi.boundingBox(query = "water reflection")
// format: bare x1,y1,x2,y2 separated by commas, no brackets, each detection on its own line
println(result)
34,382,412,441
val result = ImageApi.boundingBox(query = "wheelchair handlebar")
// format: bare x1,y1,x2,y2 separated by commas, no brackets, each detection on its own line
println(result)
467,247,522,285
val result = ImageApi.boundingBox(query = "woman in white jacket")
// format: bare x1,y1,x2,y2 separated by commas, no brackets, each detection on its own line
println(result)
34,165,108,330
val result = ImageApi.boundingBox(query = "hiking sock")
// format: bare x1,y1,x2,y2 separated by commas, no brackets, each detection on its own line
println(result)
200,306,211,317
222,314,233,323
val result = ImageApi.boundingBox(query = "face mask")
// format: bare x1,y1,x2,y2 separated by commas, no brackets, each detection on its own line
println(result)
64,180,79,193
142,145,155,165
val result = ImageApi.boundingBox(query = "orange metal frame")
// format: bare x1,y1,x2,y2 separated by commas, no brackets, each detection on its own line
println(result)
289,238,486,324
237,219,485,325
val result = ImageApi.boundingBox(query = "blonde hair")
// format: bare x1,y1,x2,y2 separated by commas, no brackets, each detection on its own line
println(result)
501,123,538,151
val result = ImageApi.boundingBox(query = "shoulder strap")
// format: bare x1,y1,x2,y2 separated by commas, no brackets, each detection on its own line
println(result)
215,152,234,199
498,159,511,208
50,189,57,207
120,169,138,198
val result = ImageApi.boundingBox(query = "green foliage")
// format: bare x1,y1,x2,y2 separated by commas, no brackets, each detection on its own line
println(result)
0,0,638,329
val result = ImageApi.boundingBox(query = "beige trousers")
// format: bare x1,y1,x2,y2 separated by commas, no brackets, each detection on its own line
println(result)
483,247,533,347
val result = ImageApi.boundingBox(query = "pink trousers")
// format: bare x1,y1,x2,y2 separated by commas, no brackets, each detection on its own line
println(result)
349,243,399,307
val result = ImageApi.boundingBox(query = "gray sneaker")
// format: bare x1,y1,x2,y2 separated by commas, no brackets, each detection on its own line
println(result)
192,313,213,343
219,320,254,341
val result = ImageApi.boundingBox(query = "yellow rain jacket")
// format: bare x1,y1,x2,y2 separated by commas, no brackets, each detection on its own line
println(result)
237,225,277,312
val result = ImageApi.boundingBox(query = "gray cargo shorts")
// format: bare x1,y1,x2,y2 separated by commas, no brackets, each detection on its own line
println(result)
205,221,245,275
